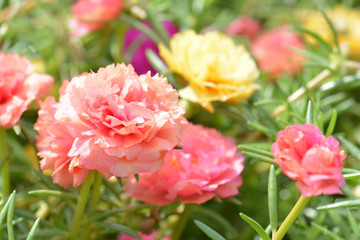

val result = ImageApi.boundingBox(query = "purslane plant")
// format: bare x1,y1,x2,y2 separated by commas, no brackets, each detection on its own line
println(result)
1,1,360,240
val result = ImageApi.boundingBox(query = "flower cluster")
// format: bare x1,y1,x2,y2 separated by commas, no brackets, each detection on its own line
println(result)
125,124,244,205
272,124,346,197
35,64,186,188
0,52,53,128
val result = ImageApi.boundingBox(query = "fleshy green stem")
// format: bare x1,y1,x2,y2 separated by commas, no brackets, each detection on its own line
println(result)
69,171,95,240
273,196,311,240
0,128,10,197
171,204,197,240
80,172,103,240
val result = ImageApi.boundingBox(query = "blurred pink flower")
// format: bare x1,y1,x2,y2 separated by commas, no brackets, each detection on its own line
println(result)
70,0,123,37
35,64,186,188
125,124,244,205
124,21,178,75
251,26,305,77
117,232,170,240
272,124,346,197
225,16,262,40
0,52,53,128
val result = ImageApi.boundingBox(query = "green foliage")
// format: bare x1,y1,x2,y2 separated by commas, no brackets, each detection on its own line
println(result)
1,0,360,239
194,220,226,240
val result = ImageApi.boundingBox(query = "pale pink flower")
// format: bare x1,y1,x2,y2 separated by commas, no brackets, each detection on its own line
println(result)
251,25,305,77
117,232,170,240
35,64,186,188
125,124,244,205
225,16,262,40
35,94,91,188
70,0,123,37
272,124,346,197
0,52,53,128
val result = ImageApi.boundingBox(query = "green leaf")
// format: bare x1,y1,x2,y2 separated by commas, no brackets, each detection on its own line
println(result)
241,151,277,165
290,48,329,66
326,110,337,137
237,145,274,159
26,218,40,240
121,13,162,44
34,229,68,238
14,209,54,229
7,190,16,240
346,208,360,239
343,172,360,180
317,199,360,210
311,222,344,240
96,222,141,239
339,136,360,161
134,174,140,182
254,99,283,107
305,100,313,124
194,220,226,240
0,217,23,230
86,209,124,223
195,206,238,239
293,24,332,52
320,9,340,53
28,190,77,199
247,121,277,137
268,165,277,237
33,170,62,191
239,213,271,240
0,192,14,233
145,48,169,74
143,4,170,45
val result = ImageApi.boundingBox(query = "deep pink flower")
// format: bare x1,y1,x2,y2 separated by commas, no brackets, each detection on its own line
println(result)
225,16,262,40
35,64,186,188
272,124,346,197
124,21,178,75
117,232,170,240
125,124,244,205
0,52,53,128
251,25,305,77
70,0,123,37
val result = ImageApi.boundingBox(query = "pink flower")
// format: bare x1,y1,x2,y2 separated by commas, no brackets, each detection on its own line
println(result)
117,232,170,240
70,0,123,37
225,16,262,40
35,64,186,188
125,124,244,205
251,25,305,77
124,21,178,75
271,124,346,197
0,52,53,128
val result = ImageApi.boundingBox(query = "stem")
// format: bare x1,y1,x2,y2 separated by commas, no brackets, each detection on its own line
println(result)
171,204,197,240
80,172,103,240
273,196,311,240
0,128,10,197
69,171,95,240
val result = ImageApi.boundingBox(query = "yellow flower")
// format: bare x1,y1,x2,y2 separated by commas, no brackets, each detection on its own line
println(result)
300,5,360,60
159,30,259,112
